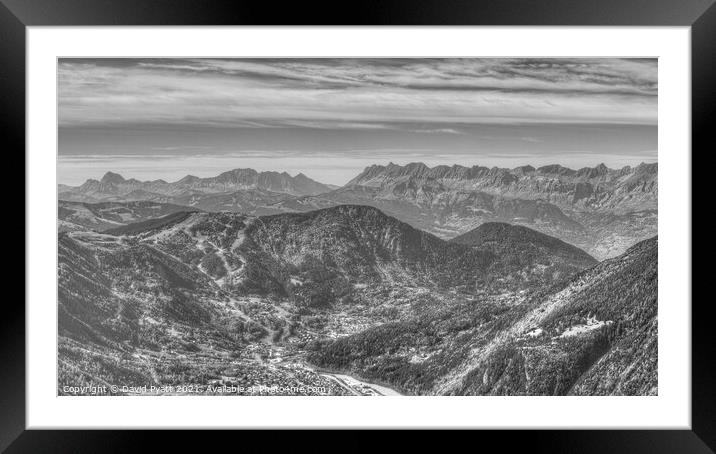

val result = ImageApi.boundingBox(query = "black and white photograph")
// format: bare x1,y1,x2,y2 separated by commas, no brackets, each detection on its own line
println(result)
57,57,658,397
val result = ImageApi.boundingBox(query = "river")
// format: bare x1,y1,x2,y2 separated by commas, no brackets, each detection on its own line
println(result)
318,370,403,396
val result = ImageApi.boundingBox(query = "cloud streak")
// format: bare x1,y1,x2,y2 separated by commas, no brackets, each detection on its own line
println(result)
57,58,657,185
58,58,657,128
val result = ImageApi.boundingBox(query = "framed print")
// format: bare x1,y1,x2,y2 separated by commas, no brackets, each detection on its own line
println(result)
4,0,711,451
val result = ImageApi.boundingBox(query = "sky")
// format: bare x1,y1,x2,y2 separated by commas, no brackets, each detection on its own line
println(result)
58,58,657,186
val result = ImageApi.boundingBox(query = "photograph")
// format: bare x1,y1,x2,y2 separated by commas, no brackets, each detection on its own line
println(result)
56,57,658,397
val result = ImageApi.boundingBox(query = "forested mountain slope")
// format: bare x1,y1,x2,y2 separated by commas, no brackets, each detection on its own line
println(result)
309,236,657,395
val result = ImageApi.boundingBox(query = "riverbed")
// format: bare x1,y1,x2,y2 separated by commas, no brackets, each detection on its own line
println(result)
317,371,402,396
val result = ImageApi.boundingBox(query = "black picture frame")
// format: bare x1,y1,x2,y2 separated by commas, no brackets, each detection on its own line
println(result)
3,0,708,452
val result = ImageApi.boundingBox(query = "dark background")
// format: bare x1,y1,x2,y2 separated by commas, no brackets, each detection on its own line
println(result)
0,0,714,25
2,0,711,452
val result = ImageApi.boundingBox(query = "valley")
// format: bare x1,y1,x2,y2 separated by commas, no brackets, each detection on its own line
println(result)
58,202,656,396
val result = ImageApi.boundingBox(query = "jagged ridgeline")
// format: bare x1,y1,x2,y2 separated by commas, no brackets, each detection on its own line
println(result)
59,162,656,260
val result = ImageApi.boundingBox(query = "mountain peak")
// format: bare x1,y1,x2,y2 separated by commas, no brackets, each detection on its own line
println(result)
100,171,126,184
215,168,259,182
177,174,199,184
514,165,536,174
450,222,597,266
576,163,611,179
405,162,429,170
227,168,258,175
536,164,575,176
634,162,658,174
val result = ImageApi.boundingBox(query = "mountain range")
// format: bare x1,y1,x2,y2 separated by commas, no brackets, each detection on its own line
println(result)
58,204,657,396
275,162,656,259
59,168,336,202
347,161,657,212
58,162,657,259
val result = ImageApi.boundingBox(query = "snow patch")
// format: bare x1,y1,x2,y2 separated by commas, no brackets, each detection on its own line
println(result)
559,317,613,338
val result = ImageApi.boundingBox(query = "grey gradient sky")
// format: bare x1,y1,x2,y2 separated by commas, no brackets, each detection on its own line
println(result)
58,58,657,186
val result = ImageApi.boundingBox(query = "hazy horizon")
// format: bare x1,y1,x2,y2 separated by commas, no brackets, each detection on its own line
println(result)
58,58,657,186
58,156,658,187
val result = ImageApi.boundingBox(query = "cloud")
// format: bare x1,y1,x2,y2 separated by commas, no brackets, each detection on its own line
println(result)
58,58,657,128
412,128,464,135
